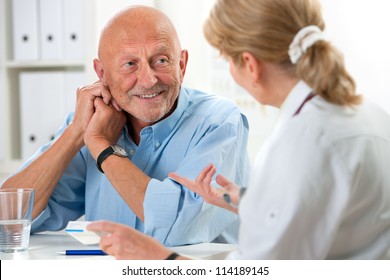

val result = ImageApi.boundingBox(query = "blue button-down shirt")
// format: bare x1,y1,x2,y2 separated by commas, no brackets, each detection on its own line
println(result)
24,87,250,246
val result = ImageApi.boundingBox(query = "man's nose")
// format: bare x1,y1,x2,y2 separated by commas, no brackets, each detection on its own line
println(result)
137,64,158,89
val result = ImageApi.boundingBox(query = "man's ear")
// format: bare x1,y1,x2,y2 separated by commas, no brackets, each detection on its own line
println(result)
241,52,261,85
93,58,107,85
179,49,189,83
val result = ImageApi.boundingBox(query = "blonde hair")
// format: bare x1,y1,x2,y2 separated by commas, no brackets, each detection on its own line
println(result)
204,0,361,106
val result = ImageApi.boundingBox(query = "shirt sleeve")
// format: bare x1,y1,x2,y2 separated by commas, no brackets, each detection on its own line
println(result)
143,111,250,246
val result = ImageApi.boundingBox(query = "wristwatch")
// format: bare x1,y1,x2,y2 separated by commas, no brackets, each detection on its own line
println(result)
96,144,128,173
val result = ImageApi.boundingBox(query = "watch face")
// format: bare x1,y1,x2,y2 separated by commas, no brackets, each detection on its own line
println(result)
112,145,127,156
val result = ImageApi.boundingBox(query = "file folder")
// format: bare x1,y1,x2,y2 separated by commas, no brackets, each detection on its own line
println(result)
12,0,40,60
63,0,86,60
39,0,64,60
64,71,85,117
19,72,65,160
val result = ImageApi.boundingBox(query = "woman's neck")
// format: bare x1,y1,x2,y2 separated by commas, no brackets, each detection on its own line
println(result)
259,63,299,108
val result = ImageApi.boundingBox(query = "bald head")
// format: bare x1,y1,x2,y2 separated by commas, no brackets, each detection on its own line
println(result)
93,5,188,127
98,6,181,60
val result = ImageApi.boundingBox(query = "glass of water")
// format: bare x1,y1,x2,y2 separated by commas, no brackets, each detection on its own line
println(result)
0,188,35,253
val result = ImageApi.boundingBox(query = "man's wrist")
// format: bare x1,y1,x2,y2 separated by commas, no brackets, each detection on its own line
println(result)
86,140,111,160
64,123,86,150
96,145,128,173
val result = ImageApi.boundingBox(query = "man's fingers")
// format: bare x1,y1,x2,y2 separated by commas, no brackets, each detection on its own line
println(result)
78,81,112,103
93,96,105,109
111,99,122,111
100,86,112,105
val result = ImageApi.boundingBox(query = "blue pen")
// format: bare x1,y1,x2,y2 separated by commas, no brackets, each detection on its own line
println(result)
58,250,107,255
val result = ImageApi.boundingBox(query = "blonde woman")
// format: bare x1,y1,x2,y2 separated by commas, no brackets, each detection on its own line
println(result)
88,0,390,259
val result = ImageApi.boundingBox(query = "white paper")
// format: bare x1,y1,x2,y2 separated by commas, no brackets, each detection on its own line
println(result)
65,221,101,245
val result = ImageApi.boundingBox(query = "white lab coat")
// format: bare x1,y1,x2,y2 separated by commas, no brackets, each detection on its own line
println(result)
228,81,390,259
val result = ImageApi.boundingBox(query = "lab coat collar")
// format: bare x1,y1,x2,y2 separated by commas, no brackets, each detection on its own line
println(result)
278,80,313,125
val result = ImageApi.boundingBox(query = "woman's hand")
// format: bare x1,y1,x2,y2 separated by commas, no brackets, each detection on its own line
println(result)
169,164,240,214
87,220,175,260
74,81,126,159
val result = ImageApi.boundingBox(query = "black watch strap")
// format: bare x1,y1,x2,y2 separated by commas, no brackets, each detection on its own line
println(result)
96,146,114,173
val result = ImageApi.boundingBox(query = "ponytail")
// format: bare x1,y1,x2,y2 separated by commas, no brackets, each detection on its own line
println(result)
292,30,361,106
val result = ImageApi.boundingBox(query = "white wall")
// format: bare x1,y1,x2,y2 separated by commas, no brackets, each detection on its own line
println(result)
322,0,390,113
155,0,213,93
94,0,154,41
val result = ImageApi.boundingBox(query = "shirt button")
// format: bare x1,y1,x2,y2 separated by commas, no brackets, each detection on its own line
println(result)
129,149,135,155
155,142,160,148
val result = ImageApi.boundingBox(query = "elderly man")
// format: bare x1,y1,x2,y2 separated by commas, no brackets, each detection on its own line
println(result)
1,6,250,246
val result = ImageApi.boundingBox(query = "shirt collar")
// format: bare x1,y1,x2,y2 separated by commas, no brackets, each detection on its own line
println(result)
279,80,313,124
150,87,190,146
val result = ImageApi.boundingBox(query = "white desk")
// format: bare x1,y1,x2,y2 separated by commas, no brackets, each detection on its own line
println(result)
0,230,237,260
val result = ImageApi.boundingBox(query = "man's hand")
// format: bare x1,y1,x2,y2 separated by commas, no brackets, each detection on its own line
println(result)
72,81,125,159
84,96,126,159
71,81,114,138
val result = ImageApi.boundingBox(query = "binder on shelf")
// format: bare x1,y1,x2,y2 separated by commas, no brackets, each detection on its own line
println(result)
64,71,85,117
39,0,64,60
12,0,40,60
63,0,86,60
19,72,65,160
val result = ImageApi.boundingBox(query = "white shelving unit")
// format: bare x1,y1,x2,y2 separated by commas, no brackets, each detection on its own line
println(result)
0,0,98,179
